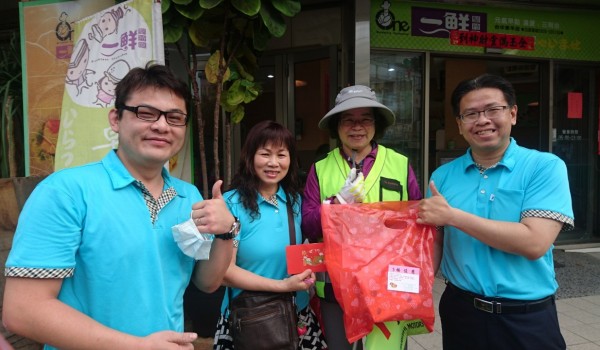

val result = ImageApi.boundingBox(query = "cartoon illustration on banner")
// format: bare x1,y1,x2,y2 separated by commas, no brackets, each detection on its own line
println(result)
20,0,114,176
55,0,164,172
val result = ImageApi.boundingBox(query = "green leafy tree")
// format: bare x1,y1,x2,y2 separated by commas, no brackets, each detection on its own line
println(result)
162,0,301,197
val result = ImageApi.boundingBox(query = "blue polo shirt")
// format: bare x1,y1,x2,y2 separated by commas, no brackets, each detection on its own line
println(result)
221,187,309,312
6,150,200,344
429,138,574,300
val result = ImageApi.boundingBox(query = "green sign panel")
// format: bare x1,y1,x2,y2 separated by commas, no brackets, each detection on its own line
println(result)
371,1,600,61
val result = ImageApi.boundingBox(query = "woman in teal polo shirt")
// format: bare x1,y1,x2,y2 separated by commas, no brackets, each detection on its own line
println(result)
214,120,327,350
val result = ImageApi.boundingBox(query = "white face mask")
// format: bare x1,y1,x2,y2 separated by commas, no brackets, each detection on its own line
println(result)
171,216,213,260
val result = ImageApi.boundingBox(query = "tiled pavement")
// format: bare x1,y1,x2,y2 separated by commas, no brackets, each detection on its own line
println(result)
408,246,600,350
407,278,600,350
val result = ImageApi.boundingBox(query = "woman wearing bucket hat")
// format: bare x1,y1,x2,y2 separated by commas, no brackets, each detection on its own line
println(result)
302,85,422,349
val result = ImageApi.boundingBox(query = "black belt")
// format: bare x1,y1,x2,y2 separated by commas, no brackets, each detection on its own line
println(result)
446,282,555,314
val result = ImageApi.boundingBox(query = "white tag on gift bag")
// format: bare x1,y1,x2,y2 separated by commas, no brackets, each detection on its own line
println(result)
387,265,420,293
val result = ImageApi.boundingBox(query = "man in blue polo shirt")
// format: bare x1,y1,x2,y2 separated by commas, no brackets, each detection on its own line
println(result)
3,64,238,349
418,74,574,350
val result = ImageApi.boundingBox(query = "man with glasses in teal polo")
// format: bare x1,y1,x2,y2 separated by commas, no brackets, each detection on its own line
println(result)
418,73,574,350
4,63,237,349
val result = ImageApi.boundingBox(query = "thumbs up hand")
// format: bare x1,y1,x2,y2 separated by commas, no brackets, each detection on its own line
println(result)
192,180,236,235
417,181,453,226
212,179,224,199
428,180,442,197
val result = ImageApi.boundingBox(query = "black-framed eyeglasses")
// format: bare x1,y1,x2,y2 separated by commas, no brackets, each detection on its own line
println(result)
459,105,509,124
120,105,188,126
340,118,375,127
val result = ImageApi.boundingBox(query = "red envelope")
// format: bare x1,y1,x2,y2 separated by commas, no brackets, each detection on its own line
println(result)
286,243,327,274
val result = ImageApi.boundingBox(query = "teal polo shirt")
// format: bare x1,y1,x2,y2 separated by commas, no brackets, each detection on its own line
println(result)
428,138,574,300
221,187,309,312
6,150,201,345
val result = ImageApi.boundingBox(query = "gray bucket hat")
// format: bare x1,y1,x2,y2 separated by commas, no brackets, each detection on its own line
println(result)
318,85,395,129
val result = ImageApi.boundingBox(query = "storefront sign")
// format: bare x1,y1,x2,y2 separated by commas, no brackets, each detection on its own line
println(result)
450,30,535,51
371,1,600,61
411,7,487,39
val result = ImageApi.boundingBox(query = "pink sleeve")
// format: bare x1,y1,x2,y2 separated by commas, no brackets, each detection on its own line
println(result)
407,164,423,200
301,164,324,242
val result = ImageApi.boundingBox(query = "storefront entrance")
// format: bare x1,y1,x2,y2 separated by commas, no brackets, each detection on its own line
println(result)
551,64,600,242
428,56,545,167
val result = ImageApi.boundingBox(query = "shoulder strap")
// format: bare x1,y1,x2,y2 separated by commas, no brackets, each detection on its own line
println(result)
286,192,296,246
285,192,298,302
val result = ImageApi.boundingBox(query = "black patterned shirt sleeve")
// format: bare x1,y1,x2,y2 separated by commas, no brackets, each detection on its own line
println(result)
521,209,575,231
5,267,74,279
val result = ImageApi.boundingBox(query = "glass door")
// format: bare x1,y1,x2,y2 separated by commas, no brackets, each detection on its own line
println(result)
243,47,338,184
288,48,337,182
371,51,425,191
552,65,599,242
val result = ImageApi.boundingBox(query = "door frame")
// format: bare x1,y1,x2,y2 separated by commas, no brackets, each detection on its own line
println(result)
231,46,339,178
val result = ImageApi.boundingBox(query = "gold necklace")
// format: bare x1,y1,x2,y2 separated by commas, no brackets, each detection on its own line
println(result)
474,162,499,174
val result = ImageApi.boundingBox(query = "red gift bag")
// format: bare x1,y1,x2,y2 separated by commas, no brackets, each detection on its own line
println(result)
321,201,436,343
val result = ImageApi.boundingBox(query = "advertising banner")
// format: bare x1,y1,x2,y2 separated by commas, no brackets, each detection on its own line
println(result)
371,1,600,61
19,0,114,176
54,0,165,172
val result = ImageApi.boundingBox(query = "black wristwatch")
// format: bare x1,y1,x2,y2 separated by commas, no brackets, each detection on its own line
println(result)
214,216,241,240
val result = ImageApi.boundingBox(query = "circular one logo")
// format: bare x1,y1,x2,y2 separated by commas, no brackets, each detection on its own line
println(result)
56,21,72,41
376,9,395,30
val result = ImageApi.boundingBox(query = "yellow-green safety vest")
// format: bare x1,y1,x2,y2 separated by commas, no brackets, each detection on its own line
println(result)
314,144,410,298
315,144,409,203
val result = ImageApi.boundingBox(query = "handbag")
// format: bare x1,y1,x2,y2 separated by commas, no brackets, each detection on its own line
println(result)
229,290,298,350
228,194,299,350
